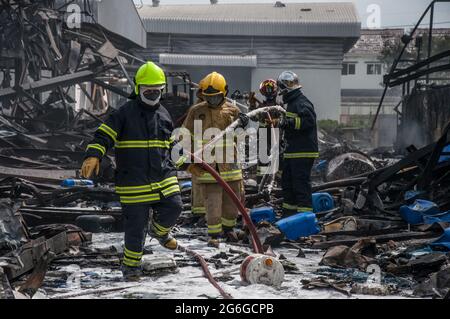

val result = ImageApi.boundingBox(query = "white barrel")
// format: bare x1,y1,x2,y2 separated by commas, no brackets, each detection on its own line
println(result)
240,254,285,287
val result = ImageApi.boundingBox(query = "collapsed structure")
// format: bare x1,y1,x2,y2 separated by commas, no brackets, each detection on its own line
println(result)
0,0,449,299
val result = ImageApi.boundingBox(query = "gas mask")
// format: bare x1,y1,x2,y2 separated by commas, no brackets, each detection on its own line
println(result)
139,85,163,107
204,94,225,108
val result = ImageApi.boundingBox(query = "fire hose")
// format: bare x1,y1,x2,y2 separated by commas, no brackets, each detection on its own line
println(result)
176,105,286,299
189,105,286,254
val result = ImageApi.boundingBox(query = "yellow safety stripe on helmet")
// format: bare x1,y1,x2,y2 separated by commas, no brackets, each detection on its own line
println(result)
297,207,313,212
192,207,206,214
115,140,171,149
119,193,161,204
161,184,181,197
124,247,143,258
115,176,178,194
208,224,222,234
123,258,141,267
87,144,106,156
282,203,298,210
221,218,236,228
284,152,319,159
98,124,117,143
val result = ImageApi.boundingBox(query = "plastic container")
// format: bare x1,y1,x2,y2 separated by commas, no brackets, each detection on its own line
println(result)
240,254,285,287
438,145,450,163
180,181,192,189
312,192,334,213
75,215,115,233
399,199,440,225
314,160,328,172
275,212,320,240
250,206,276,224
430,228,450,251
61,179,94,187
423,211,450,224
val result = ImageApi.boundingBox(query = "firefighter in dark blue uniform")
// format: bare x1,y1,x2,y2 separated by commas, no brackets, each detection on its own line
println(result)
277,71,319,218
81,62,183,280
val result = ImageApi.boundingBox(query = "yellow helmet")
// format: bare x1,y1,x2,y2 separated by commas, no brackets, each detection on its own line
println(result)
200,72,228,96
134,62,166,95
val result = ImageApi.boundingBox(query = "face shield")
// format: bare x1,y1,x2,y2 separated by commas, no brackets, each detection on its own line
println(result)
204,93,225,108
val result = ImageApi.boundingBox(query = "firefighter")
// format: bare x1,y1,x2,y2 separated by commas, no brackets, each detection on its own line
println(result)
81,62,183,280
276,71,318,218
182,72,248,248
190,79,207,220
256,79,279,184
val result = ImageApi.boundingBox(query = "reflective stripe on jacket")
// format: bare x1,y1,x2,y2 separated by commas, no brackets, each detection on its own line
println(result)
182,101,243,184
85,99,180,204
282,90,319,159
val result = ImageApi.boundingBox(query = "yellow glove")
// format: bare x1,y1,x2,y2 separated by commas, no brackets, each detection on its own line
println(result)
187,164,206,177
81,157,100,178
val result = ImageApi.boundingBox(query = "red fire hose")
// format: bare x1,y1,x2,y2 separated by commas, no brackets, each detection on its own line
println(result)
177,244,232,299
188,151,264,254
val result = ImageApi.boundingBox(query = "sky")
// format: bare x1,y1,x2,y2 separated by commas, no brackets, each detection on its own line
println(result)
140,0,450,28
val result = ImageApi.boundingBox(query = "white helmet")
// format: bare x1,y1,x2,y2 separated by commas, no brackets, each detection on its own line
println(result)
277,71,302,96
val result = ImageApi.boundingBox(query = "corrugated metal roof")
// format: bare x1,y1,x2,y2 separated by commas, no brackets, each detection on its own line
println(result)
159,54,257,67
138,3,360,38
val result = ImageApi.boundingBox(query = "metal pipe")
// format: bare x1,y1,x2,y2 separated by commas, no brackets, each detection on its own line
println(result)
426,2,435,83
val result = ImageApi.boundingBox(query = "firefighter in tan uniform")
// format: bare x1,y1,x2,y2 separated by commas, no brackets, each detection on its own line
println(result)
182,72,248,247
190,78,207,220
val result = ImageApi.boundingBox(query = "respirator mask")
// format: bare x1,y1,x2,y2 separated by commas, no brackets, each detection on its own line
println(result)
204,94,225,108
139,85,164,107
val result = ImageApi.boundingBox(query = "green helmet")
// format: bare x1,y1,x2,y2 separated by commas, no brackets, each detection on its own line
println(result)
134,62,166,94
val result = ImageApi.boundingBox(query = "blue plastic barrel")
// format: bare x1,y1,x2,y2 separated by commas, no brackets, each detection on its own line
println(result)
438,145,450,163
275,212,320,240
181,181,192,189
250,206,276,224
61,179,94,187
399,199,440,225
312,192,334,213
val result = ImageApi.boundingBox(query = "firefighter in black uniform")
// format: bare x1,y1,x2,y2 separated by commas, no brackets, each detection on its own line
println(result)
277,71,319,218
81,62,183,280
256,79,279,184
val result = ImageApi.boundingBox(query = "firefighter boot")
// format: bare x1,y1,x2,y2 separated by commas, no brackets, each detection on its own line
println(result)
148,226,178,250
207,234,221,248
121,264,142,281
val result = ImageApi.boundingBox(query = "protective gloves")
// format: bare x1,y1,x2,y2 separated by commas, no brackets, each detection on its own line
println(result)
81,157,100,178
237,112,250,128
278,117,295,130
187,164,206,177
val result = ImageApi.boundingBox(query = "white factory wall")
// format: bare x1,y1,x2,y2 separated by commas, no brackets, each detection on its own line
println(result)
252,68,342,121
341,56,384,90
